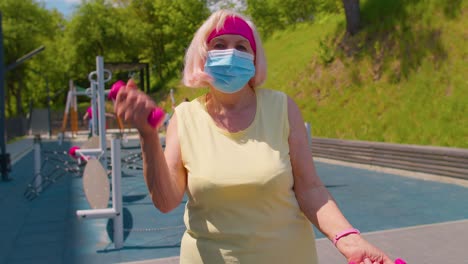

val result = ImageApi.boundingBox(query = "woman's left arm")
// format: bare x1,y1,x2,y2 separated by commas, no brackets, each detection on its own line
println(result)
287,96,394,264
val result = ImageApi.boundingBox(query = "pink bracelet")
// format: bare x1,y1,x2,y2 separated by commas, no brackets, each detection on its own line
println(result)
333,228,360,246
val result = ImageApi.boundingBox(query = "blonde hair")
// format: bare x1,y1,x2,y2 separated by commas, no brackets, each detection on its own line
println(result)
182,10,267,88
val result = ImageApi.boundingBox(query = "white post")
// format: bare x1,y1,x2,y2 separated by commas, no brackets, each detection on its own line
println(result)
76,138,124,249
111,138,123,249
33,135,42,193
75,148,104,157
64,90,72,119
71,81,78,137
91,82,98,136
76,208,118,219
96,56,107,154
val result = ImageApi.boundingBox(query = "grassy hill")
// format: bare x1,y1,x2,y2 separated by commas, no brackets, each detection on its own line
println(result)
171,0,467,148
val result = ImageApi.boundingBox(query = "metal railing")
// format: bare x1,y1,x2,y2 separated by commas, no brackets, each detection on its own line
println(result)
310,137,468,180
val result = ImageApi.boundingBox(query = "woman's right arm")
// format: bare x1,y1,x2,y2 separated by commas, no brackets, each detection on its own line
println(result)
140,112,187,213
114,80,187,213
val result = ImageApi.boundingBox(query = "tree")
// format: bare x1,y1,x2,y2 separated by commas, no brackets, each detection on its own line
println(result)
0,0,60,116
125,0,209,89
208,0,247,12
64,0,132,80
248,0,333,38
342,0,360,35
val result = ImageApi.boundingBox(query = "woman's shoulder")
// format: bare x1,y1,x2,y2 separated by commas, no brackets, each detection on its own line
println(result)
258,87,287,96
175,94,206,116
257,88,288,104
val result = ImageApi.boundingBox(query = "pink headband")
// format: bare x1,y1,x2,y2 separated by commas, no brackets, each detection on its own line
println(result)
207,16,257,53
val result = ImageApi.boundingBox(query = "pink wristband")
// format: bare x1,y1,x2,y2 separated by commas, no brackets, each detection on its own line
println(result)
333,228,360,246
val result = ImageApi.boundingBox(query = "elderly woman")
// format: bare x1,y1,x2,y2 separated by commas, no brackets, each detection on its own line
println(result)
114,9,396,264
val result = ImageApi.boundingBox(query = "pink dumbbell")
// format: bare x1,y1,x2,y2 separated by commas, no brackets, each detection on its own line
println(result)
68,146,81,159
68,146,88,162
108,80,165,129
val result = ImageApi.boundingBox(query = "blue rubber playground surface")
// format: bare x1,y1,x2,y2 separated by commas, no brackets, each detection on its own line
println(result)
1,139,467,264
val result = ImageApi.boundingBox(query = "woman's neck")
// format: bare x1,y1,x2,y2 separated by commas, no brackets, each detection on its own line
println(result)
206,86,256,113
205,86,257,132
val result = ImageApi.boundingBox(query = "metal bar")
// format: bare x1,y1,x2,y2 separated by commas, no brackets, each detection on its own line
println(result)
5,46,45,72
111,138,123,249
76,208,118,219
75,148,103,156
46,77,51,138
96,57,107,157
91,82,98,136
33,135,42,193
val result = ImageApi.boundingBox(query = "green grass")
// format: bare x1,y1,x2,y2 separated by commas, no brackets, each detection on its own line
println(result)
6,136,26,145
170,1,468,148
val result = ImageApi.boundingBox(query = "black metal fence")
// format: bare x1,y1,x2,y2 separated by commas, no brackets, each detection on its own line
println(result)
5,109,126,142
5,116,28,141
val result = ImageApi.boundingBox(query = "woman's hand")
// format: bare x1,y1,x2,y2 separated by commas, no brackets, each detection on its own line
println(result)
113,79,157,137
336,234,395,264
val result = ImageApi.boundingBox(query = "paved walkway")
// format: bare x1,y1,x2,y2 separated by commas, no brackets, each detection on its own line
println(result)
1,135,467,264
120,219,468,264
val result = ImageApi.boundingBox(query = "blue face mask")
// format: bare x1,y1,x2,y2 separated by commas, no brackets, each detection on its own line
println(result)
204,49,256,94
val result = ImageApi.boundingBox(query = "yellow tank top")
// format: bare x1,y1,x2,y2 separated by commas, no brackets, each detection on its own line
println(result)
175,88,317,264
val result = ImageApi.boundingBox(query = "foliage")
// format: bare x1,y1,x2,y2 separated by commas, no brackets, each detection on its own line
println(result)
259,0,467,147
1,0,209,117
1,0,63,116
125,0,210,90
246,0,341,38
208,0,247,12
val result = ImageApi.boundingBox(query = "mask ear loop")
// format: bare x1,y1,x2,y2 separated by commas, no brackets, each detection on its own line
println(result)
248,54,256,89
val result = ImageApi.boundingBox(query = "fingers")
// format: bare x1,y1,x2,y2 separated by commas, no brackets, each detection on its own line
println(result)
360,259,377,264
130,96,150,123
352,258,391,264
116,90,143,121
127,78,138,89
382,254,395,264
113,86,157,134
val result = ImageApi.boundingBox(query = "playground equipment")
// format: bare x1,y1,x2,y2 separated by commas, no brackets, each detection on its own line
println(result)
59,80,83,139
23,135,83,201
74,64,167,249
24,134,111,201
26,56,111,199
73,75,165,249
76,138,124,249
54,56,122,249
26,56,170,250
58,63,125,142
